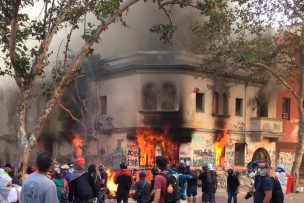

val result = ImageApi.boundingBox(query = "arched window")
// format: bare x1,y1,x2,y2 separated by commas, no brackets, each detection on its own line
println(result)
213,92,220,114
222,93,228,115
142,83,157,110
161,82,177,111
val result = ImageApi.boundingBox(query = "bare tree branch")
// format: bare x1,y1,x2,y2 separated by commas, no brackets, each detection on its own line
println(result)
255,62,300,102
30,0,76,83
58,100,80,122
63,25,77,69
30,0,140,147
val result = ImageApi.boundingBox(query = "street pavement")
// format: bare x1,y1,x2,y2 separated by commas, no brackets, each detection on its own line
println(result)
107,188,304,203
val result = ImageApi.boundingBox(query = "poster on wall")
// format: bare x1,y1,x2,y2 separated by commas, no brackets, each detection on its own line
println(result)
127,141,139,168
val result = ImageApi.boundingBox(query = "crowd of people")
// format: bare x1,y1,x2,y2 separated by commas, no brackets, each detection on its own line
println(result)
0,153,290,203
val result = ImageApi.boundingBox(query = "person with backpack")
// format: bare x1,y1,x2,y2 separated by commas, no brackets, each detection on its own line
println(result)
198,164,217,203
53,171,68,203
98,164,108,203
153,156,179,203
177,163,192,201
114,162,134,203
185,166,198,203
132,171,151,203
254,161,273,203
226,169,240,203
68,157,97,203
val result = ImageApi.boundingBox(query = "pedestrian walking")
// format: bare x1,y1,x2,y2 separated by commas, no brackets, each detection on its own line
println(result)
254,161,273,203
132,171,151,203
53,171,68,203
186,166,198,203
226,169,240,203
68,157,97,203
177,163,192,201
21,152,59,203
275,164,288,194
198,164,217,203
114,162,134,203
98,164,108,203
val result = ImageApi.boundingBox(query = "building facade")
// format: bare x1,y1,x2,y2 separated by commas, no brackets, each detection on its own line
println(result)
53,51,286,171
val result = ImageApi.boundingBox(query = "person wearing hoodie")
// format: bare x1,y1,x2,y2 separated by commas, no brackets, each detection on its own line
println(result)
98,164,108,203
114,162,134,203
0,168,19,203
68,157,97,203
177,163,192,201
275,164,288,194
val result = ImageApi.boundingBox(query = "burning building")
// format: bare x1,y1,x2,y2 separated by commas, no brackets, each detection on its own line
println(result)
50,51,286,172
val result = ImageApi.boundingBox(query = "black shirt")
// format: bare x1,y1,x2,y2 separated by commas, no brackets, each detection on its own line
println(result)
227,174,240,191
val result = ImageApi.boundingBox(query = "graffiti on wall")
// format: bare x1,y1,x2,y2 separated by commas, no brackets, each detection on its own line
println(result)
127,141,139,167
279,152,295,173
192,149,214,167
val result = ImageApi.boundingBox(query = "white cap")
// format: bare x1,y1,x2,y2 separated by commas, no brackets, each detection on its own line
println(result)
277,163,285,170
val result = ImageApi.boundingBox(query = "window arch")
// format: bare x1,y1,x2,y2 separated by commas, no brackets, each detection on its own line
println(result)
213,92,220,114
161,82,177,111
142,83,157,110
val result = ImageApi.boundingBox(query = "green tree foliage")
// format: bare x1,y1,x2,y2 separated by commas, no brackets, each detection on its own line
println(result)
192,0,304,189
0,0,232,174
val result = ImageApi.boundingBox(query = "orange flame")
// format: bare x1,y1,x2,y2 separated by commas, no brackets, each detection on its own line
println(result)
71,134,84,158
214,129,229,167
106,169,118,196
136,127,178,166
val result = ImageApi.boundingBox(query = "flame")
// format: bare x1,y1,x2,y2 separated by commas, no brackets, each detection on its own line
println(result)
136,127,178,166
214,129,229,167
71,133,84,158
106,169,118,196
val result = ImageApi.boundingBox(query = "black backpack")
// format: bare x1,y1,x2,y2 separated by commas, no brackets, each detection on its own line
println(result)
271,177,284,203
160,173,179,203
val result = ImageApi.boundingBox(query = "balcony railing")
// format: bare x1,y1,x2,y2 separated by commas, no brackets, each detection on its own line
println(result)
250,117,284,138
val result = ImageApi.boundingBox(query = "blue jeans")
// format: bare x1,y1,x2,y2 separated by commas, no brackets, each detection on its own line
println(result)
98,189,107,203
227,190,237,203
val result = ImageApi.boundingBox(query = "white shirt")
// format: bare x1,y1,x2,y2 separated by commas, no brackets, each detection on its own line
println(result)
7,187,18,203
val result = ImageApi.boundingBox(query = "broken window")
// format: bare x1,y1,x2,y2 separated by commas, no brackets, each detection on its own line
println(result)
282,97,290,120
100,96,107,115
196,93,205,112
257,102,268,117
235,143,245,166
142,83,157,110
222,93,228,115
235,98,243,116
161,82,177,111
213,92,220,114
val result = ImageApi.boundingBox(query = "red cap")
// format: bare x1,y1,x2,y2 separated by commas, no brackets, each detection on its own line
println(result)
76,157,86,167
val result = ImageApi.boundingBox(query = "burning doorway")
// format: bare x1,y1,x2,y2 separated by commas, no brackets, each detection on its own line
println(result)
136,127,179,166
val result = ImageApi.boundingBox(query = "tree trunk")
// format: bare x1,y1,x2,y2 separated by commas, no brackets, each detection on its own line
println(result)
14,90,30,177
291,64,304,191
291,113,304,191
